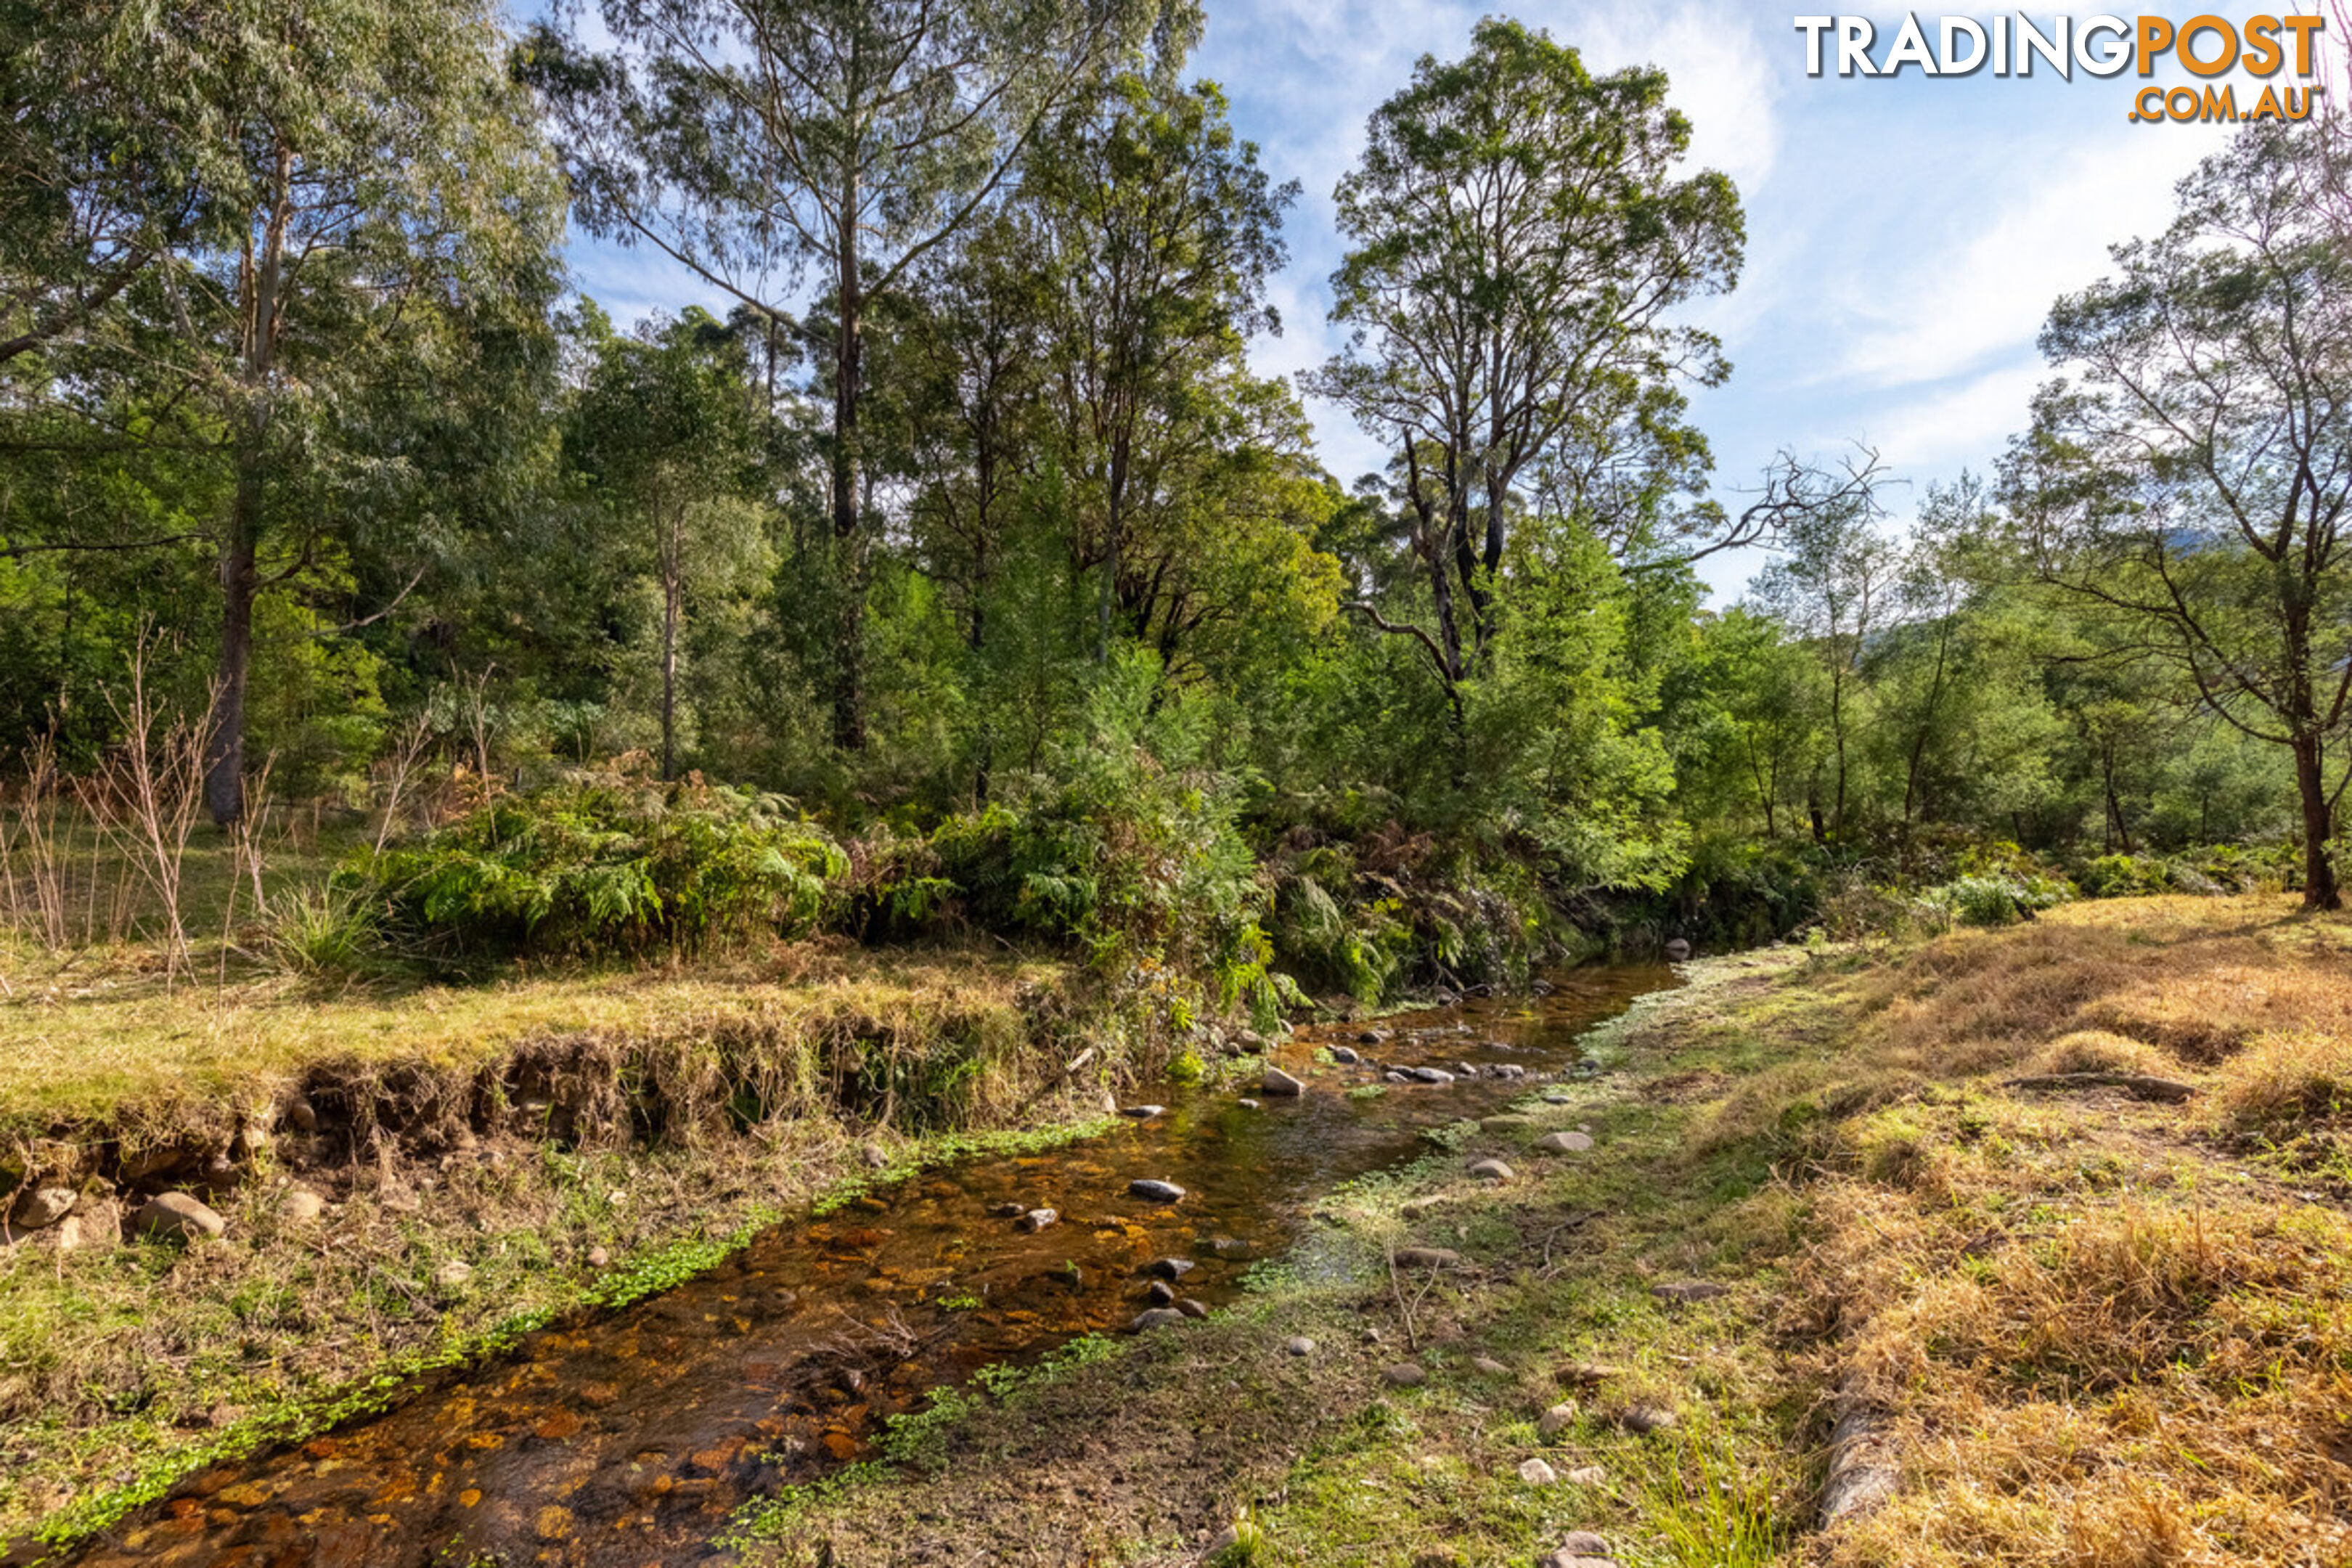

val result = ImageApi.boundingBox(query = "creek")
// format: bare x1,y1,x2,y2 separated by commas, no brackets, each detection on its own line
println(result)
52,963,1673,1568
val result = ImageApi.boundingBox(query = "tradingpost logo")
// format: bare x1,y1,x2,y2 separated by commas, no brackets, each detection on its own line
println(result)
1794,13,2327,122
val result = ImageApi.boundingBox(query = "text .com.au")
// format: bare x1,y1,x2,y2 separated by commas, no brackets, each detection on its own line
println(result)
1794,13,2326,122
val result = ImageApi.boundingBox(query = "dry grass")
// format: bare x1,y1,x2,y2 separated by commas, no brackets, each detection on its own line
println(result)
1771,897,2352,1567
0,934,1066,1130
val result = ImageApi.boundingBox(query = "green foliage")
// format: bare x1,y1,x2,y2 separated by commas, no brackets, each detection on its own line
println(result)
1927,872,2072,928
2073,845,2294,899
263,886,381,979
360,769,844,960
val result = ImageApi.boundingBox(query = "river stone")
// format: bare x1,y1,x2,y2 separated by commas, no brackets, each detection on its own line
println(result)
1651,1281,1729,1304
1357,1029,1389,1045
1382,1363,1428,1387
9,1187,75,1231
433,1260,474,1290
1393,1246,1460,1269
1329,1045,1360,1065
1119,1104,1165,1119
1538,1403,1577,1438
1519,1458,1559,1487
1665,938,1692,961
1131,1307,1186,1334
1177,1298,1209,1318
1384,1071,1410,1083
1146,1256,1196,1279
1127,1179,1185,1203
278,1189,325,1223
1147,1279,1177,1305
989,1201,1025,1217
1466,1157,1515,1183
1262,1066,1304,1096
1535,1130,1595,1155
1206,1235,1251,1257
1016,1207,1059,1233
54,1199,121,1254
134,1192,224,1243
1408,1066,1455,1084
1285,1336,1315,1357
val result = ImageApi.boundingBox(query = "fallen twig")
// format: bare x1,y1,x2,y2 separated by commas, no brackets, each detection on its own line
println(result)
1821,1371,1898,1530
2001,1071,2195,1103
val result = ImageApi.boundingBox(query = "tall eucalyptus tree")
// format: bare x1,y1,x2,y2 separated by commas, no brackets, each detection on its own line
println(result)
2009,122,2352,908
1310,18,1744,735
526,0,1187,749
2,0,563,823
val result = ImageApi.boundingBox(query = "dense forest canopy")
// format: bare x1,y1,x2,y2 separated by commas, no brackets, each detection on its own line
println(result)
4,0,2350,1003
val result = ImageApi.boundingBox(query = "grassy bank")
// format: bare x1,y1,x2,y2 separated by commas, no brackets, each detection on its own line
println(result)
727,895,2352,1567
0,937,1135,1556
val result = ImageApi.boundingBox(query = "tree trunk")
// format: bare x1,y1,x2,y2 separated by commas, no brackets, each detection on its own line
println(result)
203,477,259,825
2293,732,2339,909
205,147,291,826
1747,738,1776,838
2102,744,2135,854
829,208,867,752
660,511,681,783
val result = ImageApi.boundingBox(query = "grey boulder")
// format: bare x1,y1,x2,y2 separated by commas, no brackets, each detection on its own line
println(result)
133,1192,225,1243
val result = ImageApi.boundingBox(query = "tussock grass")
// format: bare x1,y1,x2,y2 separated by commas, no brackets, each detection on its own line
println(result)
1773,897,2352,1567
2211,1029,2352,1143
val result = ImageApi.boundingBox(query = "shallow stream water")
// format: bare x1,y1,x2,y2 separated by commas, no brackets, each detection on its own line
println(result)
47,963,1673,1568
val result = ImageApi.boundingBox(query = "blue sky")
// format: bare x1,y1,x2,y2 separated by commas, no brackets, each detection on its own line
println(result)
563,3,2303,600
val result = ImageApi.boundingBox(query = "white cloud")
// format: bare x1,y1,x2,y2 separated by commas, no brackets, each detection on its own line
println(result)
1824,131,2216,391
1847,357,2050,472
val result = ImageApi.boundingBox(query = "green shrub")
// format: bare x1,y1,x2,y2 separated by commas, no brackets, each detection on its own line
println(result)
358,769,844,960
844,660,1281,1025
264,884,380,977
1266,846,1413,1005
1927,871,2071,928
2075,854,2169,899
